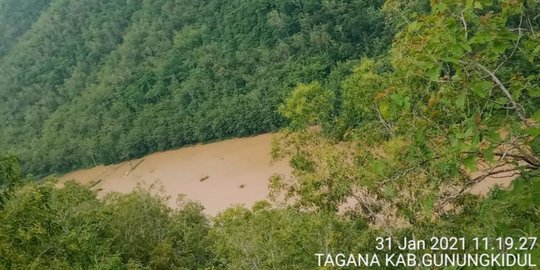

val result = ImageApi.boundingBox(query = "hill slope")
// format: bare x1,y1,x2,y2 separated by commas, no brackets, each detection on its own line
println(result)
0,0,392,175
0,0,52,57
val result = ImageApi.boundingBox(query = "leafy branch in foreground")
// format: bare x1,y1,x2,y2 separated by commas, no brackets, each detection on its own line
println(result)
274,0,540,227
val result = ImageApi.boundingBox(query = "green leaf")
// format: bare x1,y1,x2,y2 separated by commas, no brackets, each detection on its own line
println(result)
528,87,540,97
461,42,472,53
379,101,390,118
532,109,540,121
484,145,495,162
372,160,386,176
532,179,540,206
390,93,404,106
464,126,475,137
532,136,540,156
469,31,492,45
466,0,474,9
456,93,466,109
428,65,441,81
492,40,509,54
474,2,483,9
471,81,492,98
403,97,411,111
433,2,448,13
442,56,460,64
463,155,477,171
494,97,508,108
525,127,540,137
408,21,423,32
422,195,435,218
486,130,501,143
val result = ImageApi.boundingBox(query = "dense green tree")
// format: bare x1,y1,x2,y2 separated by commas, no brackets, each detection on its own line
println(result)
0,0,393,176
275,0,540,224
0,0,52,57
0,155,22,207
211,202,373,269
0,158,216,269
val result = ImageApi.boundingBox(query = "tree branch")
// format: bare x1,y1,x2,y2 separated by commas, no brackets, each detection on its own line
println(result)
437,164,535,211
472,62,529,126
373,102,395,137
493,152,540,168
460,9,468,39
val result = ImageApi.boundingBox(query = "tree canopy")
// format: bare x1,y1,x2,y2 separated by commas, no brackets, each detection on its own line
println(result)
0,0,395,176
275,0,540,224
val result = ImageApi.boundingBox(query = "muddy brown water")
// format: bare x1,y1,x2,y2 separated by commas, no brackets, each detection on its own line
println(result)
59,133,516,216
59,133,291,216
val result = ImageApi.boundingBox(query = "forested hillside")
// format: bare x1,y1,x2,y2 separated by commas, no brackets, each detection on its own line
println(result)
0,0,52,57
0,0,396,175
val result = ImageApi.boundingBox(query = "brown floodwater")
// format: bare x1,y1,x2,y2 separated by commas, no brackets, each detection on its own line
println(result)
59,133,291,216
59,133,517,216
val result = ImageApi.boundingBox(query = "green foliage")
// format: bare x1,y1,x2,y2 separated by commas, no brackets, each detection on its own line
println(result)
0,181,117,269
429,174,540,265
0,159,215,269
279,82,334,129
104,189,172,265
0,0,393,176
0,0,52,57
272,130,359,212
276,0,540,224
0,155,22,207
211,203,373,269
382,0,430,30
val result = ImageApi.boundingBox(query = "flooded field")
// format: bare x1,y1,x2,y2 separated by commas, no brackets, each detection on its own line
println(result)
59,134,291,215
